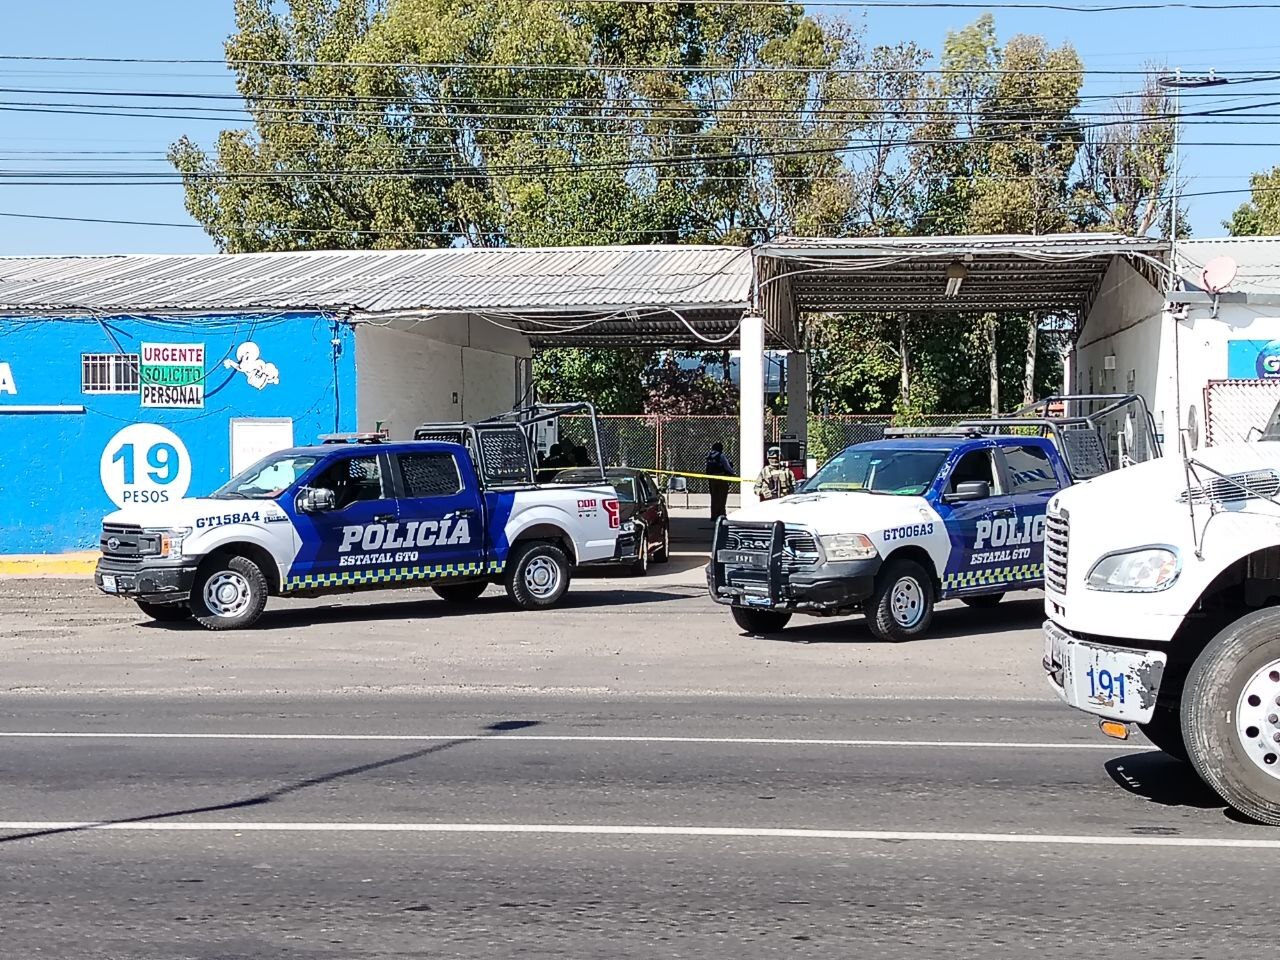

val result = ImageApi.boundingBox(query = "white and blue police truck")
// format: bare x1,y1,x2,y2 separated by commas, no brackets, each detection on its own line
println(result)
94,405,624,630
710,396,1158,642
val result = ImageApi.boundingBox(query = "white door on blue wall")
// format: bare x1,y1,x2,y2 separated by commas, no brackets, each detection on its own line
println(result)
230,418,295,476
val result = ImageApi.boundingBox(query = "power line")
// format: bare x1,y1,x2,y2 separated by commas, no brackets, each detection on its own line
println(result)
0,53,1267,76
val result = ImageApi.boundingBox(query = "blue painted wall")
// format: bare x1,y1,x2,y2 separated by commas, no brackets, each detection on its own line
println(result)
0,311,357,554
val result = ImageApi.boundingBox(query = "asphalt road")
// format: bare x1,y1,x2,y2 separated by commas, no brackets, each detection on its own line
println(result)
2,695,1277,959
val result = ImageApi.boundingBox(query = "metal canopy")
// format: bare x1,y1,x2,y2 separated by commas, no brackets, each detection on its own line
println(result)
753,234,1170,333
0,244,778,348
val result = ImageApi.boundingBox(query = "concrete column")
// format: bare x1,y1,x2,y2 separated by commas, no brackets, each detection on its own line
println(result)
785,351,808,452
739,313,766,506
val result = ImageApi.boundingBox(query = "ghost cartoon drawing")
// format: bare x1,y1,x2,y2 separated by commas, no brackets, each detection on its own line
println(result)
224,342,280,390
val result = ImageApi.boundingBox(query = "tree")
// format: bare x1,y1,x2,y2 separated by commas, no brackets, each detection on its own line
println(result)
643,354,738,415
1077,76,1176,237
1227,166,1280,235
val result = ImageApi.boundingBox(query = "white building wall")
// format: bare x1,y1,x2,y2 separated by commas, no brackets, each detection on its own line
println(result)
1076,256,1280,449
354,313,532,438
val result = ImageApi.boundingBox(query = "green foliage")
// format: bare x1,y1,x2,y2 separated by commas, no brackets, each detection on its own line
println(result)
1227,166,1280,235
643,354,738,416
170,7,1149,414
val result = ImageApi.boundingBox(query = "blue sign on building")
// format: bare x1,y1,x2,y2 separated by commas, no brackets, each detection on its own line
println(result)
0,312,356,554
1227,339,1280,380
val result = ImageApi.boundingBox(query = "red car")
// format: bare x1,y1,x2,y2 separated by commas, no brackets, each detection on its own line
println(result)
553,467,670,575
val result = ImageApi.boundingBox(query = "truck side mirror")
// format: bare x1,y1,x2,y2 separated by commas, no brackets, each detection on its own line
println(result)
946,480,991,503
298,487,336,513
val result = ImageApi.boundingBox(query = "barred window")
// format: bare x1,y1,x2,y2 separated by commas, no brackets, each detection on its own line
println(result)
398,453,463,498
82,353,139,394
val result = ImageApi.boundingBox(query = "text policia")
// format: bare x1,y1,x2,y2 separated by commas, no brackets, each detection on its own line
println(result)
970,514,1045,566
336,518,472,567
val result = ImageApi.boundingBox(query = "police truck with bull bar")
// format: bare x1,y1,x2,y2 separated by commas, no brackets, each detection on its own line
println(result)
709,395,1158,642
94,403,624,630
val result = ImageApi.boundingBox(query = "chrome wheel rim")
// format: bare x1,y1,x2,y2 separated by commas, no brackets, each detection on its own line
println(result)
203,571,252,618
523,556,562,599
890,576,926,628
1235,660,1280,781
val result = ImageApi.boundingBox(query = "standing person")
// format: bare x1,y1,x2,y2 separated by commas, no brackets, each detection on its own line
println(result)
754,446,796,501
705,442,734,522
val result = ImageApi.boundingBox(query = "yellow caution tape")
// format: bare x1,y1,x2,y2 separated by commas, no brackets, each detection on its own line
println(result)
616,466,756,484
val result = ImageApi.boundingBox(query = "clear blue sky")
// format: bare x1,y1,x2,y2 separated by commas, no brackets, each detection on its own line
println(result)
1,1,1276,255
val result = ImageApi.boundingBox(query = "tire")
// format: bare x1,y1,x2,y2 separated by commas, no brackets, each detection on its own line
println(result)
190,555,269,631
432,581,488,603
505,541,572,610
630,524,650,576
1138,702,1190,763
655,525,670,564
961,592,1004,609
1182,609,1280,824
731,606,792,635
863,559,935,643
135,600,191,623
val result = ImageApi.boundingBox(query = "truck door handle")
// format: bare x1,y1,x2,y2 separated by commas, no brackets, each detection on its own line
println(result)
457,508,478,518
373,513,395,523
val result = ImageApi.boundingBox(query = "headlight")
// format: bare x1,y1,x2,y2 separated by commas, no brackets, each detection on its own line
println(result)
1086,546,1180,592
146,527,191,559
820,533,877,561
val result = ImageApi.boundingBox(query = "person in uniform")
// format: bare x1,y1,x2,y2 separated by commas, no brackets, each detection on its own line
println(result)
754,446,795,501
704,442,735,521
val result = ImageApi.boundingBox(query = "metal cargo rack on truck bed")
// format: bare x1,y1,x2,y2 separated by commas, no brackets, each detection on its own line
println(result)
414,402,606,489
884,393,1160,482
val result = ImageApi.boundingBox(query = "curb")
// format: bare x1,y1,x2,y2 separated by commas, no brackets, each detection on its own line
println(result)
0,554,98,577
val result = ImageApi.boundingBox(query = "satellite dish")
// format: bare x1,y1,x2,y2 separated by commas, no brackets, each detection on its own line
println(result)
1187,405,1201,452
1202,256,1238,294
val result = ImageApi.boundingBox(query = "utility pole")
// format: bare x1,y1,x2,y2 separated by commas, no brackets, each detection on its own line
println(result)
1157,68,1227,454
1157,69,1228,283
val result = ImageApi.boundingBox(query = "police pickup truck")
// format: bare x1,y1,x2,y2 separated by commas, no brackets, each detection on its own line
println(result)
94,405,622,630
709,395,1158,642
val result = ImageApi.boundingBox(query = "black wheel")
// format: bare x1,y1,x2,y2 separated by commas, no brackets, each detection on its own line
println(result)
135,600,191,623
630,524,650,576
505,541,572,610
1138,701,1190,763
1183,610,1280,824
863,559,935,642
961,592,1004,609
190,555,269,631
432,581,488,603
731,606,792,635
654,525,670,563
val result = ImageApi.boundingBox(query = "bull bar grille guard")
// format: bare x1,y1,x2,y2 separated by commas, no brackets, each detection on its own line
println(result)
711,518,789,605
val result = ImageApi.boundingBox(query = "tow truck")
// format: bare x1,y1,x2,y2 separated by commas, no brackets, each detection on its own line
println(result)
709,395,1158,642
1044,394,1280,825
94,404,623,630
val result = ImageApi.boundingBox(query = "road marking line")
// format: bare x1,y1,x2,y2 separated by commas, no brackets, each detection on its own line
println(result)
0,732,1143,750
0,821,1275,848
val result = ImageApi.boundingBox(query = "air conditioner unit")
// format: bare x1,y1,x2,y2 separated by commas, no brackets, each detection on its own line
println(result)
1103,355,1117,371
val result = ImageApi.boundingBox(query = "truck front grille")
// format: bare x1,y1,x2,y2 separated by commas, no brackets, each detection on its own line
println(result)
100,523,150,565
725,526,818,566
1044,508,1069,594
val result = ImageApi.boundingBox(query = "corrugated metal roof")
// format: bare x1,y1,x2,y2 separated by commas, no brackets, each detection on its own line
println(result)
758,233,1168,258
1175,238,1280,295
753,233,1168,317
0,245,753,317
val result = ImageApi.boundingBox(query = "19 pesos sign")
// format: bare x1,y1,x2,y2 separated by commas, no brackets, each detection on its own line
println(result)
140,342,205,408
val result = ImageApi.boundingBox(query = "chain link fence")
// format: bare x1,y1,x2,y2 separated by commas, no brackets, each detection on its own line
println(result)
561,413,972,493
1205,379,1280,446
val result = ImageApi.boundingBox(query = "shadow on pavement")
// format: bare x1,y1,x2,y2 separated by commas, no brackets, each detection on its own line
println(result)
749,597,1045,645
0,719,542,845
1103,751,1227,811
140,584,702,632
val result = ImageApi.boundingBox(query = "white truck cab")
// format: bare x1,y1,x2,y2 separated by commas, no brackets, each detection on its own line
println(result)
1044,397,1280,823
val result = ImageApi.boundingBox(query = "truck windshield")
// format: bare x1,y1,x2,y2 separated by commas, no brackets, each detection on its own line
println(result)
802,445,949,496
210,454,320,500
